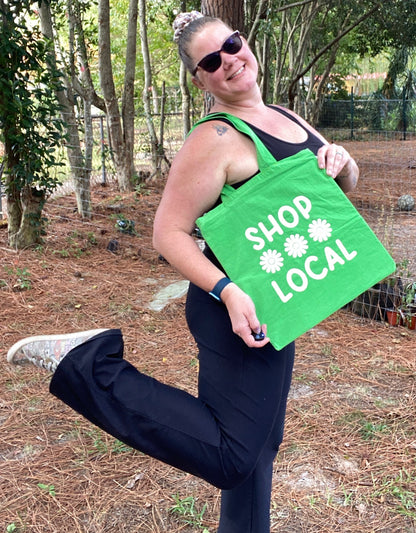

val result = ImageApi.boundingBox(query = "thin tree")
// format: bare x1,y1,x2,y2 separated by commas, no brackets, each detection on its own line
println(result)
138,0,169,178
99,0,138,191
38,0,103,218
179,0,192,137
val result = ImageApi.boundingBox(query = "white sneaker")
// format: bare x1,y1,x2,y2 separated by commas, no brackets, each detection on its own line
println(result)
7,329,109,372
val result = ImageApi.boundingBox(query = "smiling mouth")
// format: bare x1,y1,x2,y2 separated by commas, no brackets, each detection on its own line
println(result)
228,65,245,80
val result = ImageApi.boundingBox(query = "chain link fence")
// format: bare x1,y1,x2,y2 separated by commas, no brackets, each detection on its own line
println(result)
318,97,416,140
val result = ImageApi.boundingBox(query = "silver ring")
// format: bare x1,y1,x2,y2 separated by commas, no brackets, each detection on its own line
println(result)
336,150,343,156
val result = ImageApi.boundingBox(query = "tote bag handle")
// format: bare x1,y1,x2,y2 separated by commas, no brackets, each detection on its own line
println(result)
190,112,277,171
190,112,280,205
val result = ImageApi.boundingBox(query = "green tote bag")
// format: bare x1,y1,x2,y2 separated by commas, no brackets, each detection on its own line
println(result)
194,113,396,350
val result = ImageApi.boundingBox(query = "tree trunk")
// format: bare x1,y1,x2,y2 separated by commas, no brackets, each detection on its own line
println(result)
38,0,92,218
247,0,268,47
69,0,106,113
6,174,46,248
260,33,270,102
4,133,46,248
201,0,244,30
122,0,139,186
308,45,339,125
83,95,94,187
2,131,22,246
179,0,192,133
1,3,45,248
5,181,22,247
8,186,46,248
287,1,318,110
98,0,130,190
138,0,168,178
180,61,192,137
285,1,380,112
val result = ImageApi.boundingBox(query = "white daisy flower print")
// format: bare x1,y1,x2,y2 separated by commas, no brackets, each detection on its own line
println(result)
284,234,308,258
308,219,332,242
259,249,284,274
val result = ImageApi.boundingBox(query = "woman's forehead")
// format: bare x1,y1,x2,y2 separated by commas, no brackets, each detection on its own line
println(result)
191,22,232,54
194,22,231,42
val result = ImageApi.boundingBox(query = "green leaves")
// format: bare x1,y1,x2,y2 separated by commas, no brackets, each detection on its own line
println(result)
0,0,67,195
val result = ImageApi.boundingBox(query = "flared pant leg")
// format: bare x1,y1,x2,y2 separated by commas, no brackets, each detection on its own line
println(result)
216,345,294,533
50,284,294,499
50,328,241,487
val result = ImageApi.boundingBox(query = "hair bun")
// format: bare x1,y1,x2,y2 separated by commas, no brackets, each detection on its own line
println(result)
173,11,204,42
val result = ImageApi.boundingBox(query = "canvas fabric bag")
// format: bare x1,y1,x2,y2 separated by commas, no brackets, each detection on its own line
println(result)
194,113,396,350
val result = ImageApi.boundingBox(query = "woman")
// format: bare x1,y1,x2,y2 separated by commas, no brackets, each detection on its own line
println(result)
7,12,359,533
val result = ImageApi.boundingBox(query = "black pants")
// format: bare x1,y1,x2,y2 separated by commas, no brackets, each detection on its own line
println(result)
50,283,295,533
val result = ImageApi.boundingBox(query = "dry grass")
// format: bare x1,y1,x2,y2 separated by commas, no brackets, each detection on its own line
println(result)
1,139,415,532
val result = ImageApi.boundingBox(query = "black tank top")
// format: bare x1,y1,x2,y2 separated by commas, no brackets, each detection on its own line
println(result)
215,106,324,185
242,105,324,161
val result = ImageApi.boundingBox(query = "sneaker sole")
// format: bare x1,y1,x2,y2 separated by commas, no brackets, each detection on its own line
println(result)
7,329,109,363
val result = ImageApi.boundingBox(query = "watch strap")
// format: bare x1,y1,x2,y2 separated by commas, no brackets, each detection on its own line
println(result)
209,277,232,302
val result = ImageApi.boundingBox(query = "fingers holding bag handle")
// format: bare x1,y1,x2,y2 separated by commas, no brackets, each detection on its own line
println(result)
317,143,359,192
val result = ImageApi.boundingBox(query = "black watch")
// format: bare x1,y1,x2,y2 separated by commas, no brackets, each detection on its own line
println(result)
209,277,232,302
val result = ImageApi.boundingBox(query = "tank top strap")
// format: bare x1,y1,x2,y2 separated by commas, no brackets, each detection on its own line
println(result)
190,112,276,171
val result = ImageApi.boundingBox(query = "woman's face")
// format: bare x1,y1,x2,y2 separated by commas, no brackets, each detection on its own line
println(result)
190,22,259,101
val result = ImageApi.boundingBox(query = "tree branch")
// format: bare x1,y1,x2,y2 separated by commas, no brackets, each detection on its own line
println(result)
288,2,381,103
276,0,318,13
247,0,268,46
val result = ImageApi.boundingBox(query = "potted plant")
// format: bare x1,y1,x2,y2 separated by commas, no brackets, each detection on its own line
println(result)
403,281,416,307
403,312,416,330
381,262,407,326
386,308,402,326
400,281,416,330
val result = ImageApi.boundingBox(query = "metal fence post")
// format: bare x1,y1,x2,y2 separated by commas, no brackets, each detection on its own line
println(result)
350,87,354,140
402,87,407,141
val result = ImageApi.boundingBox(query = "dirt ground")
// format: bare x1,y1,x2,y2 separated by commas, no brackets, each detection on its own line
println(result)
1,139,415,533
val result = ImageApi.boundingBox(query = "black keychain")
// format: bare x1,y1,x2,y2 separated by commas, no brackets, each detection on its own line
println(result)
252,330,265,342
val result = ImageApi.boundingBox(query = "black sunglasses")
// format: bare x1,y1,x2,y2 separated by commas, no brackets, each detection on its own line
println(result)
193,31,243,76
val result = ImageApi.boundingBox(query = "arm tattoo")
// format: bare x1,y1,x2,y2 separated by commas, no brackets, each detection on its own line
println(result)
213,124,229,136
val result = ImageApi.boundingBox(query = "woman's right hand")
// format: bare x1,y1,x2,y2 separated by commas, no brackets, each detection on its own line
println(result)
220,283,270,348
